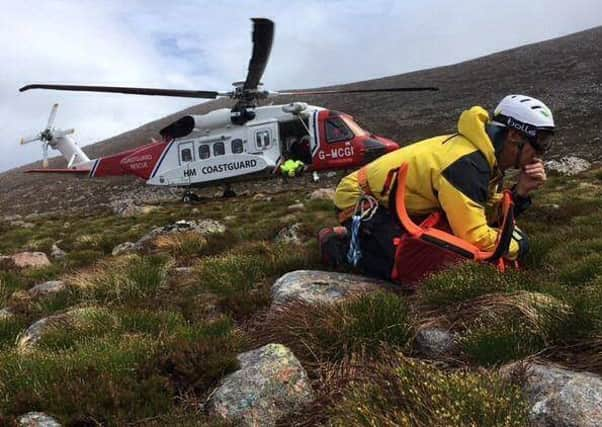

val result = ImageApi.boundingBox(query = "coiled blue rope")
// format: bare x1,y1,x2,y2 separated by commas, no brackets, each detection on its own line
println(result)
347,214,363,266
346,195,378,267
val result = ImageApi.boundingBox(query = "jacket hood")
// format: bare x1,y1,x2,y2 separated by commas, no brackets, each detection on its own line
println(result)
458,106,496,168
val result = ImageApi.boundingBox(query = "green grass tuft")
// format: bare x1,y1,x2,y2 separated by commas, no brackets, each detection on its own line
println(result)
326,353,529,427
256,292,413,365
419,263,536,307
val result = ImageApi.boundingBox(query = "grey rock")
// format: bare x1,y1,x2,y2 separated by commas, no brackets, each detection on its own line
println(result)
50,243,66,260
110,198,143,217
24,212,42,221
18,313,69,350
274,223,303,245
309,188,335,201
0,307,14,320
208,343,313,426
28,280,66,298
10,220,35,229
137,219,226,246
287,202,305,212
272,270,396,307
415,328,456,358
545,156,591,176
18,412,62,426
7,252,51,269
112,241,139,256
3,214,22,222
509,363,602,426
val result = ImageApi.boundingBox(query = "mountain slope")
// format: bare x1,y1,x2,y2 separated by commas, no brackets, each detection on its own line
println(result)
1,26,600,216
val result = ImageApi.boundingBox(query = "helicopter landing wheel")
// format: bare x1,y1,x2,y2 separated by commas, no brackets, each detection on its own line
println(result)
182,191,200,204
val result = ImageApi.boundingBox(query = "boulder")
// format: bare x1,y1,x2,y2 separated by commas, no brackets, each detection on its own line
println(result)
545,156,591,176
287,203,305,212
28,280,66,298
506,363,602,426
50,243,66,260
0,308,14,320
309,188,335,201
274,223,304,245
17,312,70,350
208,343,313,426
10,220,35,229
18,412,61,427
271,270,397,307
111,241,139,256
137,219,226,246
414,328,456,358
110,198,143,217
8,252,51,269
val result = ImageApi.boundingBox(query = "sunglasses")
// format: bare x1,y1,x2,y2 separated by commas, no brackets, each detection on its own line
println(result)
529,131,554,154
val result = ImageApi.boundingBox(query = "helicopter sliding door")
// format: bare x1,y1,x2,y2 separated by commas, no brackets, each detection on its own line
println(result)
249,122,279,169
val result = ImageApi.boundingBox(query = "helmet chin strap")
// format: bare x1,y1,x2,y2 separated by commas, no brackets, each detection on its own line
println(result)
514,141,525,170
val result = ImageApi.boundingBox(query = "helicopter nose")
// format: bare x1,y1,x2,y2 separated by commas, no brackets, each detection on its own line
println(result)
363,136,399,162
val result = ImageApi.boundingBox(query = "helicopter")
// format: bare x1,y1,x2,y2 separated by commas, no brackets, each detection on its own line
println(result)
19,18,437,199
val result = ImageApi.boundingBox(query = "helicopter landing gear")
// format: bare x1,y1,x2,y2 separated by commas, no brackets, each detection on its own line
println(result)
182,190,201,204
222,184,236,198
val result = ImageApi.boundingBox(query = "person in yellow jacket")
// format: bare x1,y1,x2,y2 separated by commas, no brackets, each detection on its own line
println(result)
280,158,305,177
319,94,555,282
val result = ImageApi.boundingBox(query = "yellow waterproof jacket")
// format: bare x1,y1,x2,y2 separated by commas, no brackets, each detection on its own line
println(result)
334,106,521,259
280,159,304,177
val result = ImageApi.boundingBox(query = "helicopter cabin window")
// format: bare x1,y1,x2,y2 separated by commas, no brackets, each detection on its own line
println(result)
198,145,210,160
213,142,225,156
255,130,271,150
231,139,244,154
179,142,194,164
326,117,354,143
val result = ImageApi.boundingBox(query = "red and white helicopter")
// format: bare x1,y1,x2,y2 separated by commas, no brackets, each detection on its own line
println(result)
20,18,437,199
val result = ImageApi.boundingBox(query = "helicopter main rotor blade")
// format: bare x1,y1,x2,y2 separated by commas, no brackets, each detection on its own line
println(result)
46,103,59,130
20,84,220,99
243,18,274,92
275,86,439,96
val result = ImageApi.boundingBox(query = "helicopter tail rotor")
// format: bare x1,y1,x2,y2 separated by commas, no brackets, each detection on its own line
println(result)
46,103,59,129
21,134,42,145
42,142,49,168
20,104,90,169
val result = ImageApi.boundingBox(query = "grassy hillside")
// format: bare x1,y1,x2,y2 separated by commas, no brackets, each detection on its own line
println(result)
1,26,600,217
0,167,601,425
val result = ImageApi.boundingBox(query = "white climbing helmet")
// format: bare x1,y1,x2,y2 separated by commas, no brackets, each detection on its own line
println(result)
492,94,555,152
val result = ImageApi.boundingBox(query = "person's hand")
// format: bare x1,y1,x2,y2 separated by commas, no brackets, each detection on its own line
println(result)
515,158,546,197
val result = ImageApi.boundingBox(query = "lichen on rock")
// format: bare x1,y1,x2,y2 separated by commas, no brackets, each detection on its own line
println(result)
208,343,314,426
272,270,397,307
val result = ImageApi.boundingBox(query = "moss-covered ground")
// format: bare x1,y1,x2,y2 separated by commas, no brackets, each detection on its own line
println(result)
0,169,601,425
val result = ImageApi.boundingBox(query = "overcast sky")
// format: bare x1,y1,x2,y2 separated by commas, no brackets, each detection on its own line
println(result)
1,0,601,173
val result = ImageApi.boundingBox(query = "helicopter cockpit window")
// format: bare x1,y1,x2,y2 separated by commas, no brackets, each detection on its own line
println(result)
255,130,271,150
180,148,193,163
198,145,210,160
231,139,244,154
213,142,225,156
326,117,354,143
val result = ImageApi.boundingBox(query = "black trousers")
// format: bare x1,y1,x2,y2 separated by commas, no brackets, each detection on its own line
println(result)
343,207,403,281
